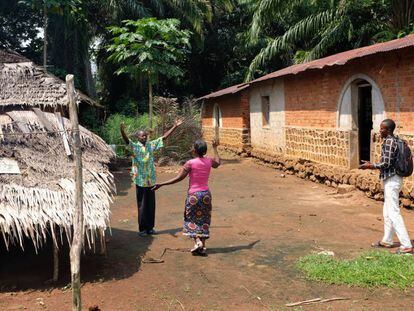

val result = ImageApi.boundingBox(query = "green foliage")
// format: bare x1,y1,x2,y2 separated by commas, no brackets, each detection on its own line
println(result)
107,17,192,84
297,251,414,289
101,97,202,160
244,0,412,81
0,0,42,60
102,113,153,146
20,0,80,12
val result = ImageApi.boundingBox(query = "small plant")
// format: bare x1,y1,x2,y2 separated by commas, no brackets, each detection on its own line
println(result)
297,250,414,289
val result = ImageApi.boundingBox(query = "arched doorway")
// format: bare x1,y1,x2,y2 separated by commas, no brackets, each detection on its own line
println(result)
337,74,385,168
357,81,373,162
213,103,222,142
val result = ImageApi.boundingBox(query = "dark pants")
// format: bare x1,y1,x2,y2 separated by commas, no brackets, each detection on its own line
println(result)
136,186,156,232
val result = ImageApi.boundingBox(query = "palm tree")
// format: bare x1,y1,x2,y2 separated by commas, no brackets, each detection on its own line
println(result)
244,0,413,81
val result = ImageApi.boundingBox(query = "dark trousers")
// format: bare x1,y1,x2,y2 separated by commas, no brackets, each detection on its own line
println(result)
136,186,156,232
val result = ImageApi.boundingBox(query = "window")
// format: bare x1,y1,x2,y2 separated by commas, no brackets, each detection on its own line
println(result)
213,104,222,127
261,96,270,127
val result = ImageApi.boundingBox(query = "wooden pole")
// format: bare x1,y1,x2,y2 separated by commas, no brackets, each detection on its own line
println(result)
148,75,153,130
52,224,59,282
43,2,48,70
66,74,84,311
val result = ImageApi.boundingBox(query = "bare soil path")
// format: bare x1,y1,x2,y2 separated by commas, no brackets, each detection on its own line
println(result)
2,153,414,310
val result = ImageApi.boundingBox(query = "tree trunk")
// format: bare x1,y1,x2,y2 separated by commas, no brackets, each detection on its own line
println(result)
83,57,96,98
66,74,84,311
43,2,48,70
148,76,153,130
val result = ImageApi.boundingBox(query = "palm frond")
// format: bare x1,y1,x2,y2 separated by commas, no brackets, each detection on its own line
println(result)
245,8,334,80
248,0,285,42
281,9,334,44
304,17,348,61
213,0,234,13
245,36,292,81
166,0,212,35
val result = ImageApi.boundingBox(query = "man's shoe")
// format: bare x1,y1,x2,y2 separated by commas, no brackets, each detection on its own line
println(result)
147,229,156,235
138,231,148,237
395,247,413,254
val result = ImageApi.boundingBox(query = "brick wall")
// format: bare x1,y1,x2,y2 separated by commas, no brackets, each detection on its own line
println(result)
284,47,414,131
201,90,250,152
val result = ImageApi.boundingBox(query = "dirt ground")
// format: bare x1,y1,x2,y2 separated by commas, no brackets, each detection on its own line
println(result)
2,152,414,310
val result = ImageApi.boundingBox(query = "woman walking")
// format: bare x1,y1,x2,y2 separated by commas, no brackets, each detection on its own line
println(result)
152,139,220,256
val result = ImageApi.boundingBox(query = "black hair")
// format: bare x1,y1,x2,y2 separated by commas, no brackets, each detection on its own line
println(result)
134,129,147,137
194,139,207,157
382,119,396,132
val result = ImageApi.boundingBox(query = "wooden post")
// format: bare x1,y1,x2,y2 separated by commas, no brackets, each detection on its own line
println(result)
52,223,59,282
66,74,84,311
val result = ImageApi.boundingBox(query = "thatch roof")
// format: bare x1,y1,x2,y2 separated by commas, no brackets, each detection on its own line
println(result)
0,49,100,108
0,109,115,251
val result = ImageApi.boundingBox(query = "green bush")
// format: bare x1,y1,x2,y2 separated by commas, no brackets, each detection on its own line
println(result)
101,97,202,160
102,113,158,156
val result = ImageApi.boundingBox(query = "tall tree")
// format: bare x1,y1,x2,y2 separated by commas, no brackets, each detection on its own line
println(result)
0,0,42,61
107,18,191,128
20,0,79,70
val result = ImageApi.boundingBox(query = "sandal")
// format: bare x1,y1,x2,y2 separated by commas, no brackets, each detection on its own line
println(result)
395,247,413,255
192,247,207,257
190,239,203,254
371,241,393,248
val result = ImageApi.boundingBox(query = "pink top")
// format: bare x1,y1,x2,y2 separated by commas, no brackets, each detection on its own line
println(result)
184,157,213,193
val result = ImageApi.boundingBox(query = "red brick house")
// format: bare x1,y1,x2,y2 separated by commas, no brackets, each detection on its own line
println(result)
199,83,250,154
199,35,414,204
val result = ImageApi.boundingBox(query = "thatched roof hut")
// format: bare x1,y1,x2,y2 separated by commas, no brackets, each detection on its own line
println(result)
0,49,114,252
0,49,99,109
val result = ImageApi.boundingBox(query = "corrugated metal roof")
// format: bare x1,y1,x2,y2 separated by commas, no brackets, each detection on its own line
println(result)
198,35,414,100
251,34,414,84
198,82,249,100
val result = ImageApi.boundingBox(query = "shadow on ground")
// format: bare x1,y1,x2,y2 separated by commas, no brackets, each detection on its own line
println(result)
0,227,154,292
207,240,260,254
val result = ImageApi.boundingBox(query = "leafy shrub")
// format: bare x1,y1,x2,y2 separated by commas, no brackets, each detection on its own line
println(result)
102,113,158,156
153,96,202,163
101,97,201,161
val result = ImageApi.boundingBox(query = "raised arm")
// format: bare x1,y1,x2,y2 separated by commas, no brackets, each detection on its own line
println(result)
152,167,189,191
163,118,183,140
212,139,221,168
120,122,130,145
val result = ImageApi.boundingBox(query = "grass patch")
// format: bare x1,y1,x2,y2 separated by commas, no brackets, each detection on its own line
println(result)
297,250,414,289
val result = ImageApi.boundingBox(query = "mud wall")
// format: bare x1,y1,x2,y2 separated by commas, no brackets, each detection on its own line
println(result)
285,126,350,167
251,130,414,208
202,91,250,153
202,126,250,154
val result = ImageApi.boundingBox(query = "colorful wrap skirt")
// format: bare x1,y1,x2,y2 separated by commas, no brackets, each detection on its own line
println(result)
183,190,212,238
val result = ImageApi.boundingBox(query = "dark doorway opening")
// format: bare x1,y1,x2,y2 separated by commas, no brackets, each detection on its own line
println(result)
358,84,373,162
214,104,221,143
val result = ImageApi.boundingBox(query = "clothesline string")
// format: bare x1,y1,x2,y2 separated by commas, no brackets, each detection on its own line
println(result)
0,129,80,136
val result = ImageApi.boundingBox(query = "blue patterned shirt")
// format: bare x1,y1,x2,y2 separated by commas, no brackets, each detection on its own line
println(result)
374,135,397,180
129,137,164,187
